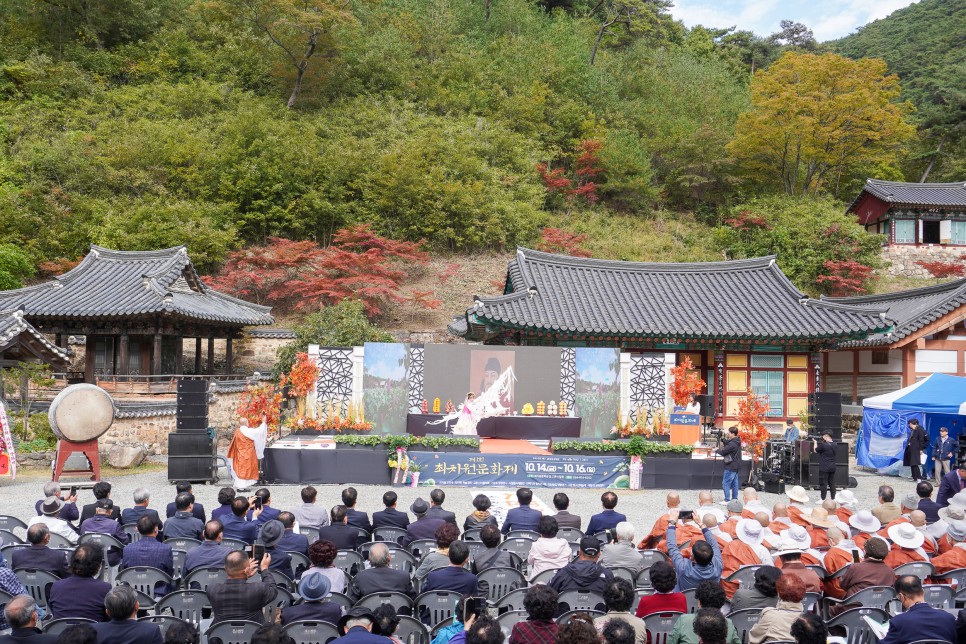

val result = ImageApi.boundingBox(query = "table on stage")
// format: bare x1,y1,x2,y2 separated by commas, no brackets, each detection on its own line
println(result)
405,413,581,440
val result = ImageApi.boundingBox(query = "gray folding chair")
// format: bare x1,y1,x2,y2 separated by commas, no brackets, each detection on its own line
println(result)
407,539,437,560
42,617,96,635
682,588,699,613
477,566,527,603
462,529,482,542
557,528,584,543
608,567,636,584
0,516,28,534
0,529,23,546
220,538,248,551
334,549,365,577
137,615,189,638
642,611,684,644
724,565,763,590
825,607,890,644
529,568,560,585
116,566,175,604
356,592,416,615
499,538,534,563
172,549,187,582
491,587,529,614
430,617,455,638
45,533,74,549
496,610,528,637
823,585,897,619
394,615,431,644
933,567,966,588
726,608,762,644
77,532,126,581
805,564,828,580
894,561,935,581
299,526,321,543
123,523,142,543
373,527,409,544
638,550,670,568
165,537,202,552
283,620,341,644
289,551,312,578
14,568,58,608
922,584,955,608
183,566,228,592
205,619,262,644
505,530,539,541
155,589,212,622
387,549,419,575
556,590,606,614
327,592,353,611
556,609,605,624
415,590,462,627
803,591,821,615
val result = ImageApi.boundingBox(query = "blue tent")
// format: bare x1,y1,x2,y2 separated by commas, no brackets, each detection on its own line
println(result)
857,374,966,470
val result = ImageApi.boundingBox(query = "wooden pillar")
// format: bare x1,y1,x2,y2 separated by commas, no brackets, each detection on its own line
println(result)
55,333,63,348
852,351,860,405
194,338,202,374
225,337,233,375
174,335,184,375
206,337,214,375
902,346,916,387
85,335,95,382
118,333,129,375
152,332,162,375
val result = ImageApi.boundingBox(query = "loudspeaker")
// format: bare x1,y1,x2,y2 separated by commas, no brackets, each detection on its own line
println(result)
168,432,215,455
167,456,215,483
177,379,208,393
176,391,207,407
794,440,849,488
177,416,209,431
808,392,842,404
177,402,208,416
694,395,715,418
808,401,842,415
764,478,785,494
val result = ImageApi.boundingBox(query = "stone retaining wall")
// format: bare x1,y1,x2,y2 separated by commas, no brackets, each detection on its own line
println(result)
882,244,966,278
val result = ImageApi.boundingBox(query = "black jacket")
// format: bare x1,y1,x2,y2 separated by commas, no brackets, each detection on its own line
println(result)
717,437,742,471
547,560,614,595
425,506,457,525
281,601,342,626
815,440,837,473
372,508,410,530
349,566,415,602
0,627,59,643
346,508,372,534
317,524,360,551
11,545,71,578
402,517,446,547
92,619,163,644
905,426,927,465
79,503,120,526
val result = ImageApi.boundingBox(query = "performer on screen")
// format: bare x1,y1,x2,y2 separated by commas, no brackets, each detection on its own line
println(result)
227,414,267,490
480,357,513,411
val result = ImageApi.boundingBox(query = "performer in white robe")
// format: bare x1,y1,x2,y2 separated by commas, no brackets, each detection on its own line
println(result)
453,393,477,435
227,415,268,490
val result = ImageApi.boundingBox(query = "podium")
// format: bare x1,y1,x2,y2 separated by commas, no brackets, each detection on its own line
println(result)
669,412,701,446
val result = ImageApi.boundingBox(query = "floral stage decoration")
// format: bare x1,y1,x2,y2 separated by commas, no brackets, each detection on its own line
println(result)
237,383,283,436
285,400,373,433
389,447,423,486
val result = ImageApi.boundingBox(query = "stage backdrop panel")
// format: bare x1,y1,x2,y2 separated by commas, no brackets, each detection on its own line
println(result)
363,342,410,434
575,348,621,437
422,345,563,417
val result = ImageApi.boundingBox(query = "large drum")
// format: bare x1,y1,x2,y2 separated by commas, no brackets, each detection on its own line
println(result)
48,384,116,443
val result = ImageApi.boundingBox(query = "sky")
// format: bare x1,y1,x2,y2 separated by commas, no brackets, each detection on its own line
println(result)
668,0,921,41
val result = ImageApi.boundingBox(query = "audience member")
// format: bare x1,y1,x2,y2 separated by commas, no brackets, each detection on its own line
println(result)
931,519,966,573
291,485,329,529
635,561,685,618
165,481,206,522
789,613,826,644
426,489,457,525
729,566,780,612
0,595,55,643
548,537,613,595
885,521,928,567
551,493,581,530
784,487,811,528
472,524,514,574
48,545,110,622
509,584,559,644
211,487,236,522
372,491,409,530
586,492,627,536
721,518,772,598
121,488,163,532
281,570,341,626
334,606,384,644
259,519,294,580
79,498,129,566
402,498,446,547
28,497,77,543
666,580,741,644
11,524,70,578
833,537,895,616
638,493,685,550
881,575,957,644
938,464,966,507
593,578,646,644
79,481,119,524
349,542,415,602
250,624,296,644
162,621,200,644
502,488,542,534
91,585,163,644
33,482,78,523
276,511,310,555
871,485,901,524
602,619,636,644
554,613,598,644
466,614,505,644
247,488,282,526
423,541,478,596
54,624,97,644
741,488,770,519
702,515,732,550
692,608,729,644
773,534,822,594
666,509,723,592
464,494,499,531
340,487,372,533
822,526,859,599
528,516,571,580
317,505,359,550
917,480,942,524
308,539,347,594
847,509,882,550
119,515,174,596
371,604,405,644
695,491,726,525
414,523,461,579
748,574,806,644
207,549,278,623
183,520,233,577
599,522,644,575
162,493,204,540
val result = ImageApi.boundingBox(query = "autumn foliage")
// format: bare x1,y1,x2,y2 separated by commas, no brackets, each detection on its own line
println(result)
916,259,966,279
237,384,284,432
669,356,706,407
281,352,319,398
537,139,604,205
815,260,875,296
537,228,592,258
736,391,770,460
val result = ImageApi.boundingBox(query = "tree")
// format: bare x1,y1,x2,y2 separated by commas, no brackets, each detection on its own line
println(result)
0,245,36,290
537,227,592,257
669,356,705,407
916,259,966,280
727,52,915,197
767,20,816,50
588,0,676,65
1,362,55,441
736,391,769,476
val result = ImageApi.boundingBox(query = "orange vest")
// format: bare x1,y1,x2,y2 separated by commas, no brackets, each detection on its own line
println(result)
931,546,966,576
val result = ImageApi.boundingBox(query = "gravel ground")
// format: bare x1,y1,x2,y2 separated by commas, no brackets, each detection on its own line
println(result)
0,457,924,536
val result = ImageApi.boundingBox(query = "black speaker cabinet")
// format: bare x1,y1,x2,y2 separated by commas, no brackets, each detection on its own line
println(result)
177,379,209,393
177,402,208,416
795,440,849,488
694,394,715,418
176,416,209,431
168,433,215,483
808,401,843,415
808,392,842,404
176,391,208,407
169,432,215,456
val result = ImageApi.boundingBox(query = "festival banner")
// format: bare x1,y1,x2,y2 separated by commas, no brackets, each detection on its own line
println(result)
0,401,16,478
419,452,630,488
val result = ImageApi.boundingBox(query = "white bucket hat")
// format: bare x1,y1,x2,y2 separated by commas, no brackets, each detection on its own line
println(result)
888,522,925,549
835,490,858,508
848,510,882,533
736,518,765,546
942,506,966,522
779,525,813,552
940,491,966,520
787,486,809,504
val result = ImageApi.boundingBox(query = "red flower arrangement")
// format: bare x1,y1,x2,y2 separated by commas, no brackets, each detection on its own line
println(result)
237,384,283,433
669,357,706,407
736,390,770,461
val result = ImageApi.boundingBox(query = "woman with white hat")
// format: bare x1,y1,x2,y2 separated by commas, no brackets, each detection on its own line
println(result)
884,522,928,567
720,518,774,599
847,510,882,550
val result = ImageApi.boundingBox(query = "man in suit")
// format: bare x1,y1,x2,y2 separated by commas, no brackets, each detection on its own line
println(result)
372,491,410,530
207,549,278,624
586,492,627,536
32,481,78,523
79,481,120,525
184,520,233,577
211,487,236,522
348,542,415,602
423,541,478,596
552,492,581,530
290,485,329,529
163,493,204,540
92,585,163,644
425,489,457,525
11,524,70,578
318,505,362,550
79,499,129,567
402,498,446,547
119,516,174,596
881,575,956,644
48,545,111,622
0,595,58,643
259,520,294,580
121,488,164,533
165,481,206,522
501,488,542,534
917,480,943,524
276,512,310,555
246,488,282,525
938,466,966,507
334,607,386,644
222,496,261,544
342,487,372,534
281,570,341,626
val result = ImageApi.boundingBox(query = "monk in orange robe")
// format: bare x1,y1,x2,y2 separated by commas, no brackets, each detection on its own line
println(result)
768,503,794,535
227,415,267,489
721,520,772,598
931,543,966,576
823,526,860,599
639,493,686,549
884,522,928,568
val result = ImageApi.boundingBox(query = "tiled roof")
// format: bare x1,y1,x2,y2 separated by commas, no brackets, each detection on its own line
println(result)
848,179,966,210
0,246,273,326
825,278,966,347
0,309,70,365
450,248,894,344
246,328,296,339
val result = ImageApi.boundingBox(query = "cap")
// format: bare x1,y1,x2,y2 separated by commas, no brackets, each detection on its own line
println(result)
579,536,601,557
338,606,377,635
259,520,284,548
410,498,429,515
901,493,919,511
727,499,744,513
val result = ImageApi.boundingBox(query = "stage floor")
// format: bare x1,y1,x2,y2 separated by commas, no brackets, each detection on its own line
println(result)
480,439,549,455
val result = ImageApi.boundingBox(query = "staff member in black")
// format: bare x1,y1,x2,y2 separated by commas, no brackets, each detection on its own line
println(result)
716,426,742,503
905,418,927,482
813,431,838,500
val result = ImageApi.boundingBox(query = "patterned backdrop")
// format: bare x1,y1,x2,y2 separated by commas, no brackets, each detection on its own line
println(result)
629,353,667,424
314,347,353,417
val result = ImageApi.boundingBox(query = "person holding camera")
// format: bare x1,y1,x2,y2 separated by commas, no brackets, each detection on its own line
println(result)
716,427,742,503
664,508,723,591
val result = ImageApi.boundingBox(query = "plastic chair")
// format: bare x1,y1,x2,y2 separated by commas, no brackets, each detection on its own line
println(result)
264,585,297,623
682,588,699,613
491,587,529,614
463,540,486,562
299,526,321,543
205,619,263,644
499,538,534,563
894,561,935,581
556,590,606,614
165,537,202,552
556,609,605,624
138,615,190,637
267,569,295,591
635,587,654,607
221,538,248,551
638,549,671,568
922,584,955,608
0,543,26,564
289,551,312,578
327,592,353,611
825,606,890,644
529,568,560,585
0,529,23,546
42,617,96,634
356,591,416,615
496,610,528,637
77,532,126,580
394,614,431,644
462,529,482,542
0,516,28,534
558,528,585,543
14,568,58,608
388,549,419,575
183,566,228,592
373,527,409,544
123,523,142,543
334,549,365,577
477,566,527,603
430,617,455,638
172,549,187,581
724,565,763,589
642,611,684,644
282,619,341,644
407,539,437,560
608,567,637,584
358,541,408,562
505,530,539,541
46,533,75,549
824,585,896,619
116,566,175,604
726,608,762,644
933,567,966,588
805,564,828,580
803,591,821,615
415,590,462,627
155,589,212,622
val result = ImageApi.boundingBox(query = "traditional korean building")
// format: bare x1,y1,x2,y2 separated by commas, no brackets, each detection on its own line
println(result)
0,245,273,384
824,278,966,403
0,310,70,370
847,179,966,277
449,248,894,422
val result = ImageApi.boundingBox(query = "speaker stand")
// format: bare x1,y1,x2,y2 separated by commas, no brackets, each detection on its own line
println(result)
53,439,101,482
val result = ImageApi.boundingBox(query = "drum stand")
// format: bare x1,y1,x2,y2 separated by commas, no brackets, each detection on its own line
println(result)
52,439,101,482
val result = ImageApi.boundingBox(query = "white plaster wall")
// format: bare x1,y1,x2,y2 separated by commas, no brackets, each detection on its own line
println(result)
915,349,957,373
827,351,854,372
858,349,903,373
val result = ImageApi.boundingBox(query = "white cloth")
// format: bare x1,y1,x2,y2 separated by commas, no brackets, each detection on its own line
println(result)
697,505,727,524
744,501,771,519
239,421,268,459
28,515,76,543
750,543,773,565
